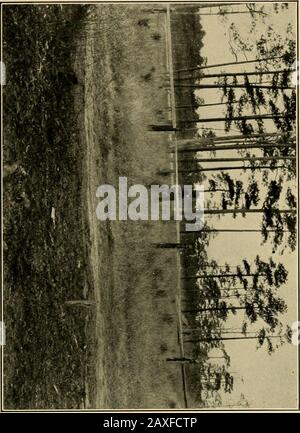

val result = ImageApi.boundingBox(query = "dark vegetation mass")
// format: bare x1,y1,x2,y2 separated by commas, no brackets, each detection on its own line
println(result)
3,5,90,408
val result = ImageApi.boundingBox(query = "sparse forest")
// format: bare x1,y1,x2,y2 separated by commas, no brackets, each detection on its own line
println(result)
154,2,297,407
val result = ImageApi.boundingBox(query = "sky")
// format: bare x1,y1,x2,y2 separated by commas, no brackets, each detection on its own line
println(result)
195,2,298,408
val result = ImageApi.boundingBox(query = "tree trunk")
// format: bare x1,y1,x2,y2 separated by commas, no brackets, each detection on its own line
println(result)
182,295,245,303
182,273,258,281
173,11,266,16
183,306,248,313
179,156,295,163
203,207,296,215
175,101,238,109
175,56,285,73
181,228,288,234
195,3,245,8
177,142,295,153
182,288,247,293
178,165,286,174
175,84,294,90
186,335,282,343
210,132,285,142
178,114,288,123
177,69,292,80
159,189,229,201
175,132,288,145
183,329,250,334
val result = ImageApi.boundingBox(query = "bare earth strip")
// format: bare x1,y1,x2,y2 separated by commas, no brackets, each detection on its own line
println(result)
74,5,186,409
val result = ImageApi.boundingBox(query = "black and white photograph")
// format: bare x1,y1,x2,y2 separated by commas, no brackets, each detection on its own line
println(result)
1,0,299,410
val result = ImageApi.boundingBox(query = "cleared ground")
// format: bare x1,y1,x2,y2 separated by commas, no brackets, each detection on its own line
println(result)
74,5,184,409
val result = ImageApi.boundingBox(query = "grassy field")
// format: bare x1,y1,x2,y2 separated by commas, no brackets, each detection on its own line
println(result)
77,5,187,409
3,4,204,409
